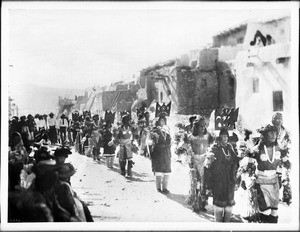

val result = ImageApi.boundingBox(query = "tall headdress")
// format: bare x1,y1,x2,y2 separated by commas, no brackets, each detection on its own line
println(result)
215,107,239,130
72,110,80,122
155,102,171,118
83,110,91,119
104,111,115,124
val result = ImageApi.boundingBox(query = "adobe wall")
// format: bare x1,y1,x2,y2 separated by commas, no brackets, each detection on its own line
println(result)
102,91,118,111
176,67,219,118
217,61,236,108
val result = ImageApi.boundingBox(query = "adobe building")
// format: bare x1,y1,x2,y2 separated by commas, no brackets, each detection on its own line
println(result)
217,15,292,131
139,47,236,119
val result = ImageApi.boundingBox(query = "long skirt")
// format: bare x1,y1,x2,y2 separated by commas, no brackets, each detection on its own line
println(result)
255,182,279,212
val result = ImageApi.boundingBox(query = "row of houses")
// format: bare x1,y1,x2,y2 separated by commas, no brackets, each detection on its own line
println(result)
66,15,291,131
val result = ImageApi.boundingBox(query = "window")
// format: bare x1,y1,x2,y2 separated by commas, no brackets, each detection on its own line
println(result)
160,92,163,102
253,77,259,93
273,91,283,111
229,77,235,100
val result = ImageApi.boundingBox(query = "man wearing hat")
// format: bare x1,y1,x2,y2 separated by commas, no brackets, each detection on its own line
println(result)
250,124,291,223
55,162,93,222
54,146,72,166
38,115,47,132
33,146,55,165
59,114,69,144
206,128,239,222
9,116,21,134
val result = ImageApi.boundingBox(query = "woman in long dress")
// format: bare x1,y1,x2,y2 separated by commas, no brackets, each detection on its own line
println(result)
150,115,172,194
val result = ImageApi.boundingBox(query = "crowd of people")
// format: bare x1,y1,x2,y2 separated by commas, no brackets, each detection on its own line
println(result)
8,106,292,223
8,137,93,222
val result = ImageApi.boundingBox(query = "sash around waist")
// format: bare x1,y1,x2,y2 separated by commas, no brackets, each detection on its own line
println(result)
257,170,278,184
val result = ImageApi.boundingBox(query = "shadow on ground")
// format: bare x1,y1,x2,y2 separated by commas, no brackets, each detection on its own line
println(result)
165,193,243,223
94,158,154,182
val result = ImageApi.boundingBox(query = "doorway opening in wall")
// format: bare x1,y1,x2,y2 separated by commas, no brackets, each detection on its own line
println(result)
273,90,283,111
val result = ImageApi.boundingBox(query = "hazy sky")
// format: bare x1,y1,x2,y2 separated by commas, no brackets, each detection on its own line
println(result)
4,2,291,90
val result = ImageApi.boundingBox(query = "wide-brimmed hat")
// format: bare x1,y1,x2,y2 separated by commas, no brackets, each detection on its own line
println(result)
57,163,76,180
34,147,54,163
20,115,26,121
27,114,34,119
54,146,72,158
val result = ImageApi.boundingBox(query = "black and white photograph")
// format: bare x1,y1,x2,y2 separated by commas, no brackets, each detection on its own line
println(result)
1,1,299,231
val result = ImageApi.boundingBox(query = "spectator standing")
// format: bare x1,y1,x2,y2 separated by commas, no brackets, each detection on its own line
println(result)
59,114,69,144
48,113,58,145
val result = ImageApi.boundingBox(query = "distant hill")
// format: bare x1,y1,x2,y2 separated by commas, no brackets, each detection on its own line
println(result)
8,83,85,116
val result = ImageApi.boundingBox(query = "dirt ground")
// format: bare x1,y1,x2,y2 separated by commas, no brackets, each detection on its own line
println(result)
66,149,295,227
